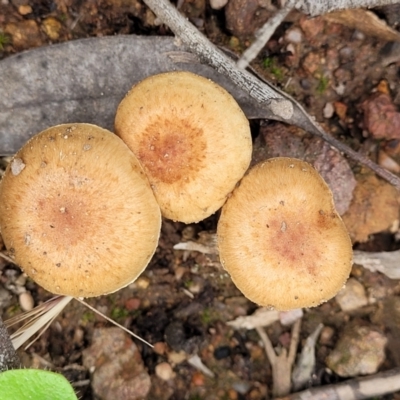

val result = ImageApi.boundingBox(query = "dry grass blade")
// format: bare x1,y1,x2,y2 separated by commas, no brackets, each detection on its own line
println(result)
75,298,153,348
5,295,154,351
8,296,73,350
0,251,15,264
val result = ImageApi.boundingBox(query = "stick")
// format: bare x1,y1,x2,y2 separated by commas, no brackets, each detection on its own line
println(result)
297,0,400,17
276,367,400,400
237,0,299,70
144,0,293,121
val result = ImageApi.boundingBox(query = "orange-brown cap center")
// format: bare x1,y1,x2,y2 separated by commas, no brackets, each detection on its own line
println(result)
137,117,206,185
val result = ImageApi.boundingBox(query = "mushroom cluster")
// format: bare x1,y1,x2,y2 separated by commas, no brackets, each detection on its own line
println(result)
217,157,353,310
0,71,353,312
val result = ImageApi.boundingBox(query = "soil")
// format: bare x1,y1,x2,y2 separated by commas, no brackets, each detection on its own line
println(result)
1,1,400,399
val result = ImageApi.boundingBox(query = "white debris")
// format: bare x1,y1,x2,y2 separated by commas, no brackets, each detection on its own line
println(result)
323,102,335,119
227,307,279,330
11,158,26,175
285,27,303,43
279,308,303,326
187,354,215,378
209,0,228,10
292,323,323,391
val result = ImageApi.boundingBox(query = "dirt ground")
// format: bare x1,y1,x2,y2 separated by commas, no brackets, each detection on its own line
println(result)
2,1,400,399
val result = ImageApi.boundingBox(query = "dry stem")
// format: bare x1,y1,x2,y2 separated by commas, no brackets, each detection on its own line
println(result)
256,318,301,397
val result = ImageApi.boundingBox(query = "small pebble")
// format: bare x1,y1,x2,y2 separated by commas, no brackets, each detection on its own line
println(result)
0,287,12,308
174,266,186,281
335,278,368,312
323,102,335,119
228,389,238,400
73,327,84,345
285,28,302,43
214,345,231,360
124,297,140,311
191,371,205,386
168,350,187,365
134,277,150,289
19,291,34,311
14,273,27,287
286,43,296,56
153,341,167,355
155,362,174,381
319,326,335,345
18,4,32,15
326,326,387,377
232,381,251,395
42,17,62,40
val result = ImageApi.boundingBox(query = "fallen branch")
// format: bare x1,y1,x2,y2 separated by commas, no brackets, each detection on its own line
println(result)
276,367,400,400
236,0,299,69
143,0,400,190
297,0,400,17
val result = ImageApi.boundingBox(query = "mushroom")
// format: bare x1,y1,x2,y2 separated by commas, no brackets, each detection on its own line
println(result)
217,157,353,310
0,123,161,298
114,71,252,223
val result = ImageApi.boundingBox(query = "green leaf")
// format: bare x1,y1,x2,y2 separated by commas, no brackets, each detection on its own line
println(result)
0,369,78,400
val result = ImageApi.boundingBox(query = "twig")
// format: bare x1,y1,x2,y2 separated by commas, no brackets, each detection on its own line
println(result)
237,0,299,70
276,367,400,400
143,0,400,191
144,0,293,121
296,0,400,17
290,102,400,190
256,318,302,397
75,298,153,348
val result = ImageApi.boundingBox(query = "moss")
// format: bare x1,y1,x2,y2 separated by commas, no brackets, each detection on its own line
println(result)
200,307,219,326
110,306,129,320
316,74,330,94
0,32,10,50
80,311,95,323
262,57,284,82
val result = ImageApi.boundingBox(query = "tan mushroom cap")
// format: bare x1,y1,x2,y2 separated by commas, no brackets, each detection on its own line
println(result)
114,71,252,223
0,124,161,298
217,157,353,311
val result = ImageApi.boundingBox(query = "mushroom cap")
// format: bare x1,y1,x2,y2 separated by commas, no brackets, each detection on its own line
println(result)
217,157,353,310
114,71,252,223
0,124,161,297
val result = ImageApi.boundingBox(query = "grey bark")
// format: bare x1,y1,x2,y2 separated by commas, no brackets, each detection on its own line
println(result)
297,0,400,16
0,316,19,372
